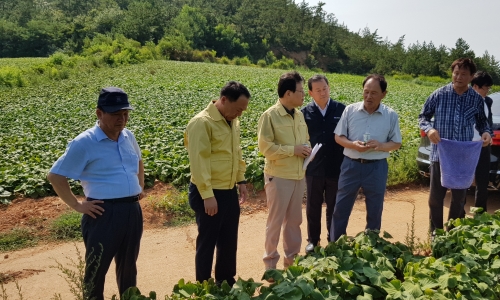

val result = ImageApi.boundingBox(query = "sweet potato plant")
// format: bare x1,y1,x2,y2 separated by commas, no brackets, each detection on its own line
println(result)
121,209,500,299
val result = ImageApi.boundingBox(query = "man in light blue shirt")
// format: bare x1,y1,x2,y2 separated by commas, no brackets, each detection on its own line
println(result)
330,74,402,241
48,87,144,300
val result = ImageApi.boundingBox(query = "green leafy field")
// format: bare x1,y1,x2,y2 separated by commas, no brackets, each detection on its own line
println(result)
119,210,500,299
0,59,438,199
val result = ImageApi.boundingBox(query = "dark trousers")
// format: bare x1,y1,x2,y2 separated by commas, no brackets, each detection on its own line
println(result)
81,201,143,300
188,183,240,286
330,158,388,242
306,176,338,244
474,145,491,211
429,161,467,232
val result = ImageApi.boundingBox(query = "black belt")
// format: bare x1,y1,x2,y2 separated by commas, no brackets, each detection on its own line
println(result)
87,195,140,203
349,157,383,164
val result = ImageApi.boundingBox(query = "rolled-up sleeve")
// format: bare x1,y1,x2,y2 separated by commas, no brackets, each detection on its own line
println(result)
184,118,214,199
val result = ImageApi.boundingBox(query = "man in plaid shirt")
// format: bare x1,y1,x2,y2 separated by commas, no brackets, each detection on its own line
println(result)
419,58,491,234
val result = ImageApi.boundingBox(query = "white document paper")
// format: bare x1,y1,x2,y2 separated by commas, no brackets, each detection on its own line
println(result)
302,143,322,170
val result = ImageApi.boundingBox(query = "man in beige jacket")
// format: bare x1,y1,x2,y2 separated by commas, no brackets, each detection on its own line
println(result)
257,71,310,270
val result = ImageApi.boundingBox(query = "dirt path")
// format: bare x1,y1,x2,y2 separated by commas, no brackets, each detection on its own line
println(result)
1,186,499,299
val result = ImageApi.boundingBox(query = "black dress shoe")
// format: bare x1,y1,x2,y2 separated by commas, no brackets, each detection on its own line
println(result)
305,242,317,254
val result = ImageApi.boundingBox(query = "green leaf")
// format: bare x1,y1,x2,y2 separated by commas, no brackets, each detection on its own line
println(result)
271,281,295,297
286,265,303,279
401,281,423,298
296,279,313,296
282,287,303,300
438,274,458,289
381,280,402,296
417,278,439,290
383,231,393,239
491,259,500,269
262,269,284,283
363,266,385,285
309,288,325,300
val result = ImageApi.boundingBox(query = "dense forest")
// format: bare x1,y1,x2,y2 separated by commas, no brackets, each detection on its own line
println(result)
1,0,499,83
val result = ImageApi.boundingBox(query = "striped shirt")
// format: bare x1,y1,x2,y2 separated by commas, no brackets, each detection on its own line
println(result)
418,83,491,162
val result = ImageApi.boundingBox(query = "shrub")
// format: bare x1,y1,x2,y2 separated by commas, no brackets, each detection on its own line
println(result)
233,56,252,66
305,54,318,69
264,51,277,65
148,188,194,226
157,34,192,61
49,211,82,240
270,57,295,70
0,66,27,87
392,73,414,81
82,34,149,67
417,75,448,84
257,59,267,68
190,50,217,63
48,52,69,66
219,56,230,64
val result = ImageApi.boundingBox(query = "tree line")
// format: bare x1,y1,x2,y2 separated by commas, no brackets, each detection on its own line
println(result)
1,0,499,84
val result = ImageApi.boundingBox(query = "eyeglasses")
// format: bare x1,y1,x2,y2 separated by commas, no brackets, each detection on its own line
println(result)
483,86,492,91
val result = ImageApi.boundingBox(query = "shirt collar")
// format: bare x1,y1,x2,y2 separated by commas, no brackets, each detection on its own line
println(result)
355,102,384,114
449,83,474,96
94,121,127,141
313,99,329,111
207,100,225,121
276,99,290,116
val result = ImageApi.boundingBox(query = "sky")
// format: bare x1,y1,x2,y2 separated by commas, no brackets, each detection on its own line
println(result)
305,0,500,60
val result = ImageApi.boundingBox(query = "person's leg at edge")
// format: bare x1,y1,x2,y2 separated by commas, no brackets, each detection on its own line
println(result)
331,158,361,242
283,177,305,268
362,160,388,231
474,145,490,212
214,188,240,286
188,183,221,282
115,202,143,296
428,161,448,233
82,202,119,300
263,174,293,269
324,177,339,242
305,176,325,246
447,188,467,230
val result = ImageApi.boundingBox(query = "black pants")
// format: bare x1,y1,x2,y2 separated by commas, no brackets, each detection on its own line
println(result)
188,183,240,286
305,176,338,244
81,201,143,300
429,162,466,232
474,145,491,211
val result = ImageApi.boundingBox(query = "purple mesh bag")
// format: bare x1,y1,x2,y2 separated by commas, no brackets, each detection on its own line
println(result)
437,138,483,189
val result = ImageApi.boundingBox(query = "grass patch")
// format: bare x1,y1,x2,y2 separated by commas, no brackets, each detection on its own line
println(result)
0,228,37,252
148,187,195,226
49,211,82,240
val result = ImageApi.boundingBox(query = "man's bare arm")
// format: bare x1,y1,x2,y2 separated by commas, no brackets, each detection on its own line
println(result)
47,172,104,218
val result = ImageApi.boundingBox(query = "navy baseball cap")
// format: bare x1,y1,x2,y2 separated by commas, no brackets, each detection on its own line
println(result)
97,87,134,113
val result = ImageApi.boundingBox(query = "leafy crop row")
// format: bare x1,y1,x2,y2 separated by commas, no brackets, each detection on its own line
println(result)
0,59,438,200
119,210,500,300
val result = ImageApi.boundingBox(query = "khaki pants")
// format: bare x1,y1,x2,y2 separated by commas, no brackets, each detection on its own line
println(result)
263,174,305,269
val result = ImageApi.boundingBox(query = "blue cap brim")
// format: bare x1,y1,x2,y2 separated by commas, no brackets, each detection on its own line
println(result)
101,104,134,113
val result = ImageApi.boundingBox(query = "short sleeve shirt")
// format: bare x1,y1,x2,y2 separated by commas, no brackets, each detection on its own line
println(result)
335,102,402,160
50,123,142,199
